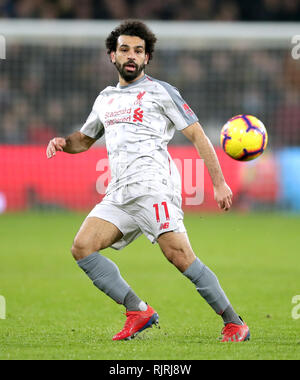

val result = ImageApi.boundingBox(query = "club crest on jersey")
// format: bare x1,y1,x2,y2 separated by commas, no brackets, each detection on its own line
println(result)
134,91,146,105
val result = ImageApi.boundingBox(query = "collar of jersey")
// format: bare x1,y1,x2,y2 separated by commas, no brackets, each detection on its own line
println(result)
117,74,147,89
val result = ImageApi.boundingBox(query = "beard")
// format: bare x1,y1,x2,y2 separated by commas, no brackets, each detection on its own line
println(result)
115,60,146,83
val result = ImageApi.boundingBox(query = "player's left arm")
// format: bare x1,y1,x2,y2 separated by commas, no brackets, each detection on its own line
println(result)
181,122,232,211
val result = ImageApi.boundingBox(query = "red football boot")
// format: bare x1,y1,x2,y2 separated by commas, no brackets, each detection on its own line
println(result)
112,305,159,341
220,318,250,342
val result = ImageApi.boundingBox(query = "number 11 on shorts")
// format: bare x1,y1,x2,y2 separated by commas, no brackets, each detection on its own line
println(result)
153,201,170,223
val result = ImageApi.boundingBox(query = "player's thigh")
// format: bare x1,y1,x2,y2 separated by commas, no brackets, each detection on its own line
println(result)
158,231,196,272
72,217,123,259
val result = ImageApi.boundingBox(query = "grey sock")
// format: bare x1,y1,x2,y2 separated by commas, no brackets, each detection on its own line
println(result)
221,305,243,325
183,257,230,315
124,289,147,311
77,252,130,305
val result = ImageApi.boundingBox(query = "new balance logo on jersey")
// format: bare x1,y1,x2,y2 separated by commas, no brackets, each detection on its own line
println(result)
133,107,144,123
159,222,170,230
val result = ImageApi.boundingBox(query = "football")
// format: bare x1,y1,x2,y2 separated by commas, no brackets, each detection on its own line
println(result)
220,114,268,161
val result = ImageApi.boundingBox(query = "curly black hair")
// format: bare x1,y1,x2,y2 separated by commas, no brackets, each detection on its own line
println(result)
106,20,157,61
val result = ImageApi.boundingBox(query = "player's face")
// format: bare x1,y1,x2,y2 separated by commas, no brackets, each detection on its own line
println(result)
111,35,149,84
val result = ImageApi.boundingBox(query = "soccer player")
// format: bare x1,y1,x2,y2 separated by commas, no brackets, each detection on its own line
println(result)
46,20,250,342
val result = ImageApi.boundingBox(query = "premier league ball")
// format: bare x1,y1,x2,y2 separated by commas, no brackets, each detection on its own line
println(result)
221,114,268,161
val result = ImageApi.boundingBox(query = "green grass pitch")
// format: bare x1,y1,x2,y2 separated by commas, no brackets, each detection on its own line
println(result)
0,211,300,360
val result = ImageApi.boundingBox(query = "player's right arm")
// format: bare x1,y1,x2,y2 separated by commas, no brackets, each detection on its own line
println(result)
47,94,104,159
46,131,97,159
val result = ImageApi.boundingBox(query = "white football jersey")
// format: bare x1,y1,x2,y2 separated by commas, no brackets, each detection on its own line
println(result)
80,74,198,196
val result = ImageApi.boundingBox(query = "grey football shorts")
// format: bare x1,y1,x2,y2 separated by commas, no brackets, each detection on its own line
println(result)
86,182,186,250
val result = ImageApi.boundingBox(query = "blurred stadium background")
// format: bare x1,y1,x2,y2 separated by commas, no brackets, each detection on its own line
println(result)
0,0,300,213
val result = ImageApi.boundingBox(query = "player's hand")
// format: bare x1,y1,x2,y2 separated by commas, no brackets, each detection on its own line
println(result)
46,137,66,159
214,182,233,211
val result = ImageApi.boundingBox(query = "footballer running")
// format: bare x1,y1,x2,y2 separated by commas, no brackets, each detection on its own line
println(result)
46,20,250,342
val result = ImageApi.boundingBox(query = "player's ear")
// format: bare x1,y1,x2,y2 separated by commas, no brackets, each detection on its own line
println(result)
110,51,116,64
145,53,149,65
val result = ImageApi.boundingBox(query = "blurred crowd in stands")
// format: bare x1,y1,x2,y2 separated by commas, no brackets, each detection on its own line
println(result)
0,0,300,147
1,43,300,146
1,0,300,21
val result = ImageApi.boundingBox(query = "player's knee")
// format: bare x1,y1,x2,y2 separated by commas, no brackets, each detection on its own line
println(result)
71,238,95,261
162,245,195,272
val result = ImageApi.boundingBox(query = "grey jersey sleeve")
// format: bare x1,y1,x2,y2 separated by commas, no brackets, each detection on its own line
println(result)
80,95,105,140
156,80,199,130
